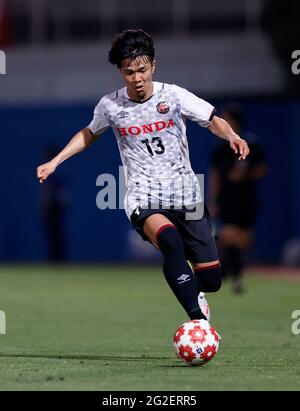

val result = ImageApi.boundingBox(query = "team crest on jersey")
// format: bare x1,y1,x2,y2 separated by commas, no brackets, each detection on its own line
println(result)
117,111,129,119
156,101,170,114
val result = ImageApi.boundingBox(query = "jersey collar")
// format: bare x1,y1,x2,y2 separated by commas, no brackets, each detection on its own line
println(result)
123,82,160,103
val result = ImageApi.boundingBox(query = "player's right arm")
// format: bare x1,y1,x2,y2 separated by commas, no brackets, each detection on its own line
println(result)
36,128,100,183
173,85,249,160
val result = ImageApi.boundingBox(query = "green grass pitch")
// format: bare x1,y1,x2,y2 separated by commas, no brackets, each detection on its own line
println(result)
0,265,299,391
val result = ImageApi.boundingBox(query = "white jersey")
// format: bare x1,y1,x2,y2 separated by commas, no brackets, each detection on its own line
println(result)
88,82,215,219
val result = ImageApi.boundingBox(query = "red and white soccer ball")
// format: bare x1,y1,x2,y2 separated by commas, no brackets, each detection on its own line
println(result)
173,320,221,366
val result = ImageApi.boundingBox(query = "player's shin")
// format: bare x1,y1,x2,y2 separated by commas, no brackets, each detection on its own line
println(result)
157,226,207,320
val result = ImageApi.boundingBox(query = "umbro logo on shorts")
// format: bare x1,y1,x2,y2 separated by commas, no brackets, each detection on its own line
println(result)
177,273,190,284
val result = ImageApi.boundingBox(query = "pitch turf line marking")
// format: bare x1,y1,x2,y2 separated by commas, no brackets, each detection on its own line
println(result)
0,353,172,361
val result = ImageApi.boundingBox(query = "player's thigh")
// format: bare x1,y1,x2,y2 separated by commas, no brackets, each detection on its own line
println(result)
143,213,175,248
178,210,219,265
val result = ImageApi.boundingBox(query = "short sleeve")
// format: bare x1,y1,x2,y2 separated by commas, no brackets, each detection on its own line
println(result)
88,97,110,136
173,85,215,128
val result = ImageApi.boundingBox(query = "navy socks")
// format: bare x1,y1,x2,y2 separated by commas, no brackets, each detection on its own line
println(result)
156,225,206,320
194,263,222,294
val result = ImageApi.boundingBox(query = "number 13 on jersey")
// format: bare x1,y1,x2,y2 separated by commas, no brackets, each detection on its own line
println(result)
141,137,165,156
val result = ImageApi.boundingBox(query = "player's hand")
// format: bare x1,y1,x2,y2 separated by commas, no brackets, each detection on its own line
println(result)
229,136,250,160
36,160,57,183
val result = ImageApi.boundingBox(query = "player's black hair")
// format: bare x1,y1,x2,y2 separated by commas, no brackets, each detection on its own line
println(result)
108,29,155,68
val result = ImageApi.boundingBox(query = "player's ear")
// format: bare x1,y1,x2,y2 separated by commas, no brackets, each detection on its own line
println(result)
151,60,156,74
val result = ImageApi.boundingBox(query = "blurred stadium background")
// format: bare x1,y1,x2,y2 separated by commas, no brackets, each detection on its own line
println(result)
0,0,300,265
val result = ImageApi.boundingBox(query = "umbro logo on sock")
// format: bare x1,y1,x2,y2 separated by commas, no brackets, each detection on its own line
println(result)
177,274,190,284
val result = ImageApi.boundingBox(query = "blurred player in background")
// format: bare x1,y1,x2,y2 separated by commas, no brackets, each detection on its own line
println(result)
39,146,69,262
209,104,267,293
36,30,249,322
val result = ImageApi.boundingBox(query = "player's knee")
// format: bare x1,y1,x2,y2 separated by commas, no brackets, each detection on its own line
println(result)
156,225,183,253
195,265,222,292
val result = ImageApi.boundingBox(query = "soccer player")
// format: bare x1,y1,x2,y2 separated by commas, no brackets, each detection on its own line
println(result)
36,30,249,322
209,104,267,293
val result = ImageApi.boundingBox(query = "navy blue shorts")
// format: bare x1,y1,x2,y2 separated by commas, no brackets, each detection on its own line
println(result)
130,204,219,264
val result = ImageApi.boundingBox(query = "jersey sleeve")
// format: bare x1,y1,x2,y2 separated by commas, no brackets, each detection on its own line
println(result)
88,97,110,136
173,85,215,128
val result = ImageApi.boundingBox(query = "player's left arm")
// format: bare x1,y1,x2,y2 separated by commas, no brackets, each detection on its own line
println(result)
208,115,250,160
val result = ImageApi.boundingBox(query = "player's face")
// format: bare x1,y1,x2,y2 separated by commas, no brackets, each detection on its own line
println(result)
120,56,156,102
